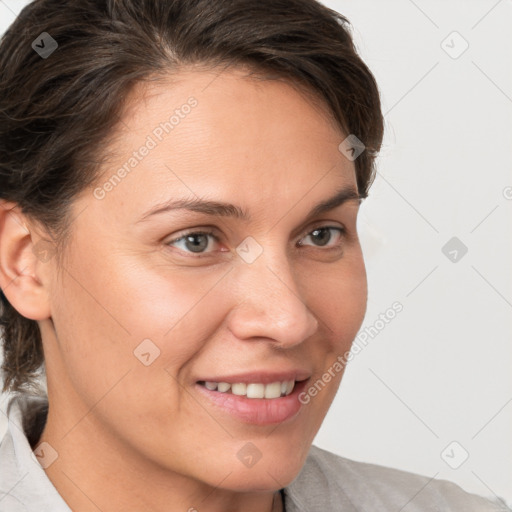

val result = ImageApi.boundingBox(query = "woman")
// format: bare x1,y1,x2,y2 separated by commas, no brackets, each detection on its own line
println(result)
0,0,507,510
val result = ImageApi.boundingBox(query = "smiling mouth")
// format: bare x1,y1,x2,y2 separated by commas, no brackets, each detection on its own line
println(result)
197,380,298,399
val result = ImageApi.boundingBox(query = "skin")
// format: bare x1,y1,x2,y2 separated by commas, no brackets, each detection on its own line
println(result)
0,66,368,512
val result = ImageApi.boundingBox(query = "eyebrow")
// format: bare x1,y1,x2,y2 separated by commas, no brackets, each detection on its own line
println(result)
136,185,361,224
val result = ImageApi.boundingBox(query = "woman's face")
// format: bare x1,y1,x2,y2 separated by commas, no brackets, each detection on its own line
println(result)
40,67,367,491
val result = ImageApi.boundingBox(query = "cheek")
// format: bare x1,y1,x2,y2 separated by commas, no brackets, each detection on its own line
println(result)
307,250,367,345
50,249,230,406
300,255,367,430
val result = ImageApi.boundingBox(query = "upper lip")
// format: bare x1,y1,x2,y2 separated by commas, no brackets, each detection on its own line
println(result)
196,370,312,385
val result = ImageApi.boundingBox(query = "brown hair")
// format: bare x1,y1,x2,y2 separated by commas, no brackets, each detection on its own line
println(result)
0,0,383,394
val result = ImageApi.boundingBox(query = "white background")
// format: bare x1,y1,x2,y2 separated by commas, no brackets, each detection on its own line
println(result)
1,0,511,507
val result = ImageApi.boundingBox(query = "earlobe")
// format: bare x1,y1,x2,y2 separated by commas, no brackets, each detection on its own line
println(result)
0,200,52,321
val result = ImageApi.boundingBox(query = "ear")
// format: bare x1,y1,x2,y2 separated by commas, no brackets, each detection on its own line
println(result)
0,200,52,321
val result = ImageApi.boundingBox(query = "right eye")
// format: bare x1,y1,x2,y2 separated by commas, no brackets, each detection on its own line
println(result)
165,229,223,255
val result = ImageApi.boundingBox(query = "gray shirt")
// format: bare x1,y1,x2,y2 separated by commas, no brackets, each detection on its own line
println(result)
0,397,507,511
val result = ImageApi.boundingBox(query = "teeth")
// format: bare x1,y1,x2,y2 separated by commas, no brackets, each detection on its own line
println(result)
217,382,231,392
201,380,296,399
264,382,282,399
247,383,265,398
231,383,247,395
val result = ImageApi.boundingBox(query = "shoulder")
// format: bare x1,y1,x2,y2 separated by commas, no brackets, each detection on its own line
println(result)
284,444,508,512
0,429,30,512
0,396,69,512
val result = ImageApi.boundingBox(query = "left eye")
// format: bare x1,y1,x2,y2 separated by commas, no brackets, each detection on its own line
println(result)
298,226,345,248
166,226,345,255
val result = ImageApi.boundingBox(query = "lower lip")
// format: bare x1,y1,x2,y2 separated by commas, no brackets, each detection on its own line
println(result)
195,380,309,425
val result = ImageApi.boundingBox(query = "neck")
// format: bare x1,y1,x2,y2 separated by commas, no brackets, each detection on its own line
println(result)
38,406,284,512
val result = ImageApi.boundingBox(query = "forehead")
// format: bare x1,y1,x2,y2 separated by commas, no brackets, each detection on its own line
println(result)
120,66,343,148
86,67,356,224
126,65,340,129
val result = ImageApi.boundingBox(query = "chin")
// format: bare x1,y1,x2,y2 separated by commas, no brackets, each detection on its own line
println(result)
222,463,303,492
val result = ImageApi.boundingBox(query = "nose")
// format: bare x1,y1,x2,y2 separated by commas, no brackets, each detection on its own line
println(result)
226,254,319,348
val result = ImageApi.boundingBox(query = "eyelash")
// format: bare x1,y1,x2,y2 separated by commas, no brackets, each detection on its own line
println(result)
165,225,346,257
